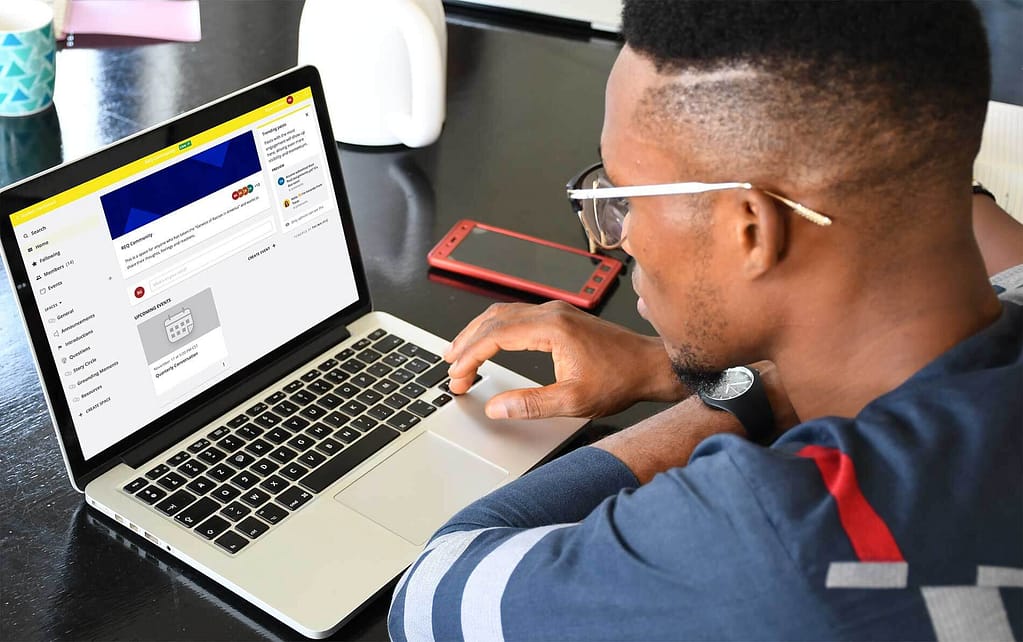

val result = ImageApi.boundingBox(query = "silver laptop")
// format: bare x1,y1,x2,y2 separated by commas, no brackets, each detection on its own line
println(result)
0,66,585,638
450,0,623,32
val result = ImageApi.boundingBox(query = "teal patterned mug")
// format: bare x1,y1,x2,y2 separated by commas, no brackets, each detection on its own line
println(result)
0,0,56,117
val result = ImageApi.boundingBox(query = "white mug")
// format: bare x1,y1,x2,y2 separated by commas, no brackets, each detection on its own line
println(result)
299,0,446,148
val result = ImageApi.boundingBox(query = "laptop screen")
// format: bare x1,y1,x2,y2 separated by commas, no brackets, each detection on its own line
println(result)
6,85,358,460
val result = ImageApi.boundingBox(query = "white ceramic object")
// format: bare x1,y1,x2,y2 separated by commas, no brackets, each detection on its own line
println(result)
298,0,446,147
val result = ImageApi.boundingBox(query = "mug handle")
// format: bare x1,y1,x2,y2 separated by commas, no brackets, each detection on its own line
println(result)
388,1,444,147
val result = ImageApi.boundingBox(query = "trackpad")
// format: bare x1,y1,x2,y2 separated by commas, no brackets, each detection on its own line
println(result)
334,432,508,545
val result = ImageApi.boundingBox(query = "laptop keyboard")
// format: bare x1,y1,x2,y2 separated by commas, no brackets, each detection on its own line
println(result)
121,328,474,555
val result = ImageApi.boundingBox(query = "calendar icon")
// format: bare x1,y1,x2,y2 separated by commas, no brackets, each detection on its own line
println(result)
164,309,194,343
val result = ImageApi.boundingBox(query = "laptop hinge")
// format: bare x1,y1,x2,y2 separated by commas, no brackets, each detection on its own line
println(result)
121,321,353,468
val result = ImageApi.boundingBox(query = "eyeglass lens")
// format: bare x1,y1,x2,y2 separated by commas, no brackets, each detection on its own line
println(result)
578,167,628,249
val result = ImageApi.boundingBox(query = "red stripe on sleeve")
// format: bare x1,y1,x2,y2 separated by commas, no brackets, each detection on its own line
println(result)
797,445,904,562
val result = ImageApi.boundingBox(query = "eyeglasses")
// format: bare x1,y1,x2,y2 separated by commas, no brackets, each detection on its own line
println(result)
565,162,832,253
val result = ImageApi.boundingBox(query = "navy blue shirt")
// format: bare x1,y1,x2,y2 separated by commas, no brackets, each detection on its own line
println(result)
390,300,1023,641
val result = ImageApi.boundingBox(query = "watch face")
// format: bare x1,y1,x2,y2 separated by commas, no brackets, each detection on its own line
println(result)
705,367,754,401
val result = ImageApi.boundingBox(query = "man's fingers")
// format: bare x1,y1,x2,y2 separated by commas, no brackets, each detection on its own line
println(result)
484,382,582,420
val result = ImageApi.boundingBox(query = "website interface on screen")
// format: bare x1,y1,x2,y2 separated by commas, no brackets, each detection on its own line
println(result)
9,88,358,460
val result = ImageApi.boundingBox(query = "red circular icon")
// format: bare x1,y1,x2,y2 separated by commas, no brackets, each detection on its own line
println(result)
232,191,239,200
286,95,294,104
134,286,145,298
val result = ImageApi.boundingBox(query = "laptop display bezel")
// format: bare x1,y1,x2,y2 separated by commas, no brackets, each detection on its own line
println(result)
0,66,372,490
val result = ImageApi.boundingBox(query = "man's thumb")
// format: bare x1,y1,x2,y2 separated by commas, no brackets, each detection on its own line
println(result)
485,385,572,420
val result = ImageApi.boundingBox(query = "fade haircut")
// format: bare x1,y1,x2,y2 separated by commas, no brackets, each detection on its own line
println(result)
621,1,990,234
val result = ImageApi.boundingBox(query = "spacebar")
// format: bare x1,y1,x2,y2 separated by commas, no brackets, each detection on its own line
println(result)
299,426,401,493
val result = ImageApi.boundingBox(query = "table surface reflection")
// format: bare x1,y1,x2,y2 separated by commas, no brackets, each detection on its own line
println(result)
1,1,1020,640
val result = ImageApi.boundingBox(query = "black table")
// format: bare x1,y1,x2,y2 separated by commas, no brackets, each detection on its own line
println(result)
2,2,1020,640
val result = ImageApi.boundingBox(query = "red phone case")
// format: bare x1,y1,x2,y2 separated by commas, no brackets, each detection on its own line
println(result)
426,219,623,309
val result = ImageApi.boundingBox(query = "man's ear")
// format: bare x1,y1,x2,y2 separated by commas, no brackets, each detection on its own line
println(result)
728,189,786,279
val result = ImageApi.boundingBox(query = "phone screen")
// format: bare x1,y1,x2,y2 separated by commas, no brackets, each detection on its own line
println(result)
449,226,598,292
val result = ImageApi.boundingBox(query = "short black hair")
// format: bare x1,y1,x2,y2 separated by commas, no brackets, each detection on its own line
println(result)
620,1,991,233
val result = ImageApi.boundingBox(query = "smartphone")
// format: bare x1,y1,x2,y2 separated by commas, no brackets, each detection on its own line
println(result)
427,219,623,309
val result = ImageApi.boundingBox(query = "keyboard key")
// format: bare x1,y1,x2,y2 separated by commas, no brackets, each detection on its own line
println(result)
298,450,326,468
156,489,196,517
283,416,310,431
400,382,427,398
237,423,264,440
321,412,349,429
316,393,343,410
367,363,392,379
318,358,339,371
382,353,409,368
353,338,372,350
367,328,387,340
207,463,236,482
351,416,378,432
316,438,344,456
227,415,249,428
196,515,230,540
237,516,270,539
124,478,147,494
218,435,245,453
226,451,256,469
186,475,216,495
221,501,251,522
335,347,355,361
308,379,333,395
287,434,316,452
137,485,166,504
241,488,272,508
384,393,411,410
373,379,400,395
265,427,292,445
175,497,218,528
279,462,309,481
256,503,288,524
157,471,187,490
290,390,317,406
214,530,249,553
250,459,279,476
356,349,382,363
306,422,333,439
197,447,226,465
212,484,241,503
335,427,361,444
387,411,421,432
351,373,376,388
372,334,403,353
272,400,300,417
324,368,349,385
269,446,298,464
408,400,438,418
276,486,314,511
167,451,189,466
336,383,359,399
208,426,230,440
440,375,482,393
398,343,441,363
253,412,282,429
300,369,321,382
244,438,273,457
388,368,415,384
432,393,453,406
415,362,449,388
284,380,304,393
368,404,395,421
260,475,288,494
264,391,286,405
145,464,170,480
300,405,326,421
187,438,211,453
340,359,366,374
341,400,368,416
245,402,268,417
230,471,260,490
299,426,401,493
356,389,384,405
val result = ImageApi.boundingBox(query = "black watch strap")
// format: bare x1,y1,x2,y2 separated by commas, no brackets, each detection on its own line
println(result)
699,366,776,444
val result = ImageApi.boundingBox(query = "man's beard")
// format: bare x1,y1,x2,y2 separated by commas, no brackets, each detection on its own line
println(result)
669,344,723,396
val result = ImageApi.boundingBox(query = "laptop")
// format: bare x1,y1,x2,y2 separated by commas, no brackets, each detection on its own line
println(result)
0,66,586,638
447,0,622,33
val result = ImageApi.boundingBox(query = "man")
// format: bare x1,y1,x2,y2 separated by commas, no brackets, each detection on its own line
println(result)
389,1,1023,640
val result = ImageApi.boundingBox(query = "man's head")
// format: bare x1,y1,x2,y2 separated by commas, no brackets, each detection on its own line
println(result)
605,1,991,392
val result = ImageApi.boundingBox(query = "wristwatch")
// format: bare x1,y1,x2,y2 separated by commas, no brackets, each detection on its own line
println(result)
698,366,775,444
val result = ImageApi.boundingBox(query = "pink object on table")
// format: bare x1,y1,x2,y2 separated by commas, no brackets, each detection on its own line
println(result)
62,0,201,41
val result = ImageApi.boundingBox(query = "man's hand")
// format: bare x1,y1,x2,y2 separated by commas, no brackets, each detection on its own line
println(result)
444,301,686,420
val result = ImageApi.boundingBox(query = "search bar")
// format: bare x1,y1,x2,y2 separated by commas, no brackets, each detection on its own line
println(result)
150,218,276,292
